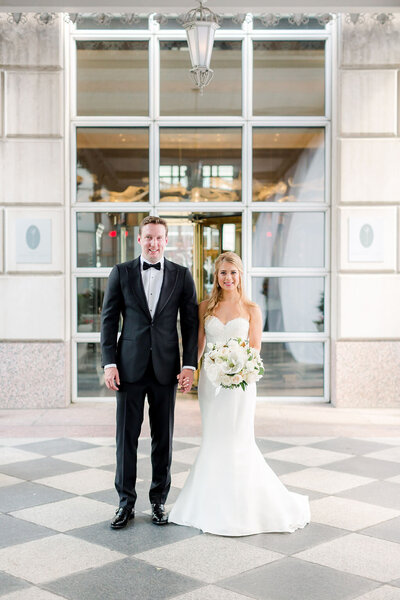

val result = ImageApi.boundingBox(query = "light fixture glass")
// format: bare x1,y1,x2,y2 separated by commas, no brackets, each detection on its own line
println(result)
181,1,220,93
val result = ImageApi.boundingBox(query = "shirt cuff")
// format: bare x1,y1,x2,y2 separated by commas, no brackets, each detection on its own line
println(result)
104,364,117,370
182,365,196,371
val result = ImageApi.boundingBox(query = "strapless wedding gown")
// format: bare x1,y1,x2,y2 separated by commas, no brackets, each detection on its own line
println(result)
169,316,310,536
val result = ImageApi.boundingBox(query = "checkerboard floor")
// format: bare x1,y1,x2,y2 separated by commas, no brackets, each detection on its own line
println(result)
1,435,400,600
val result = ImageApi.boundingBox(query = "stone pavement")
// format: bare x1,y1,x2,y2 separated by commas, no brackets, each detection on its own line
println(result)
1,401,400,600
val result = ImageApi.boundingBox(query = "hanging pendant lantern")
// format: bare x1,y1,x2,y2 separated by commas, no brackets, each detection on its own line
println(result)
181,1,220,93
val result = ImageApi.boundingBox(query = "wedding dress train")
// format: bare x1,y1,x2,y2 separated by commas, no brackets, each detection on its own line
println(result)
169,316,310,536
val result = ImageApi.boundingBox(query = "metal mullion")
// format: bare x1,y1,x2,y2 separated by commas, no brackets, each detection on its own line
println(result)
250,116,330,127
249,203,329,213
261,333,327,342
150,121,158,211
257,396,326,404
157,116,245,127
73,268,111,276
250,30,330,42
249,268,328,276
72,31,151,42
72,116,151,127
71,203,151,212
241,122,250,206
150,27,159,120
156,202,244,212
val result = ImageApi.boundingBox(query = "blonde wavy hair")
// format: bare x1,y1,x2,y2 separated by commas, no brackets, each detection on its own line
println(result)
204,252,256,321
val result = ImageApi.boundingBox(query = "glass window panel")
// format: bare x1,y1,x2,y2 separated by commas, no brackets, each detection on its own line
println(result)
76,128,149,203
252,212,325,268
160,41,242,116
252,277,324,333
77,40,148,116
77,211,148,268
77,342,113,397
253,41,325,116
257,342,324,397
252,128,325,203
77,277,123,333
159,128,242,202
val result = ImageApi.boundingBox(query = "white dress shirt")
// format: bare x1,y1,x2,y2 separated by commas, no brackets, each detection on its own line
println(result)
104,255,195,372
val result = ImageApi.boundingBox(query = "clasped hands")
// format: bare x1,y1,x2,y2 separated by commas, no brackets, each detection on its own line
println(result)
104,366,194,393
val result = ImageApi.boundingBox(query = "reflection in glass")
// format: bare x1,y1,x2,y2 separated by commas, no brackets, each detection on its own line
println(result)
77,212,148,268
77,278,114,333
253,41,325,116
257,342,324,397
252,128,324,203
77,342,113,397
252,277,324,333
77,41,148,116
76,128,149,203
252,212,324,268
159,128,242,202
160,41,242,116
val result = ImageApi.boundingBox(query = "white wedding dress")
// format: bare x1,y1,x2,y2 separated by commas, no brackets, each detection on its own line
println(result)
169,316,310,536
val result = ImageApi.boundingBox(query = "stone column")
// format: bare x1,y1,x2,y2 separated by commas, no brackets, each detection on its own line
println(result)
0,14,68,408
333,14,400,407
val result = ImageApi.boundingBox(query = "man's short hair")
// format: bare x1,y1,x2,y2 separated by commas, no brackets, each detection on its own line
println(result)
139,216,168,237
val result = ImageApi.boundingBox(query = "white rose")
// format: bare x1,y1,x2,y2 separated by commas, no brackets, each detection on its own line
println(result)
245,372,258,384
221,374,233,387
231,374,243,385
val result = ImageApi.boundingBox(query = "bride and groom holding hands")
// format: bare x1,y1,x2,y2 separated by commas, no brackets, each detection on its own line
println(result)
101,215,310,536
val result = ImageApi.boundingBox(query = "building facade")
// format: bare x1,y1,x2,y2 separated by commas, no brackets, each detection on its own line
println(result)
0,12,399,408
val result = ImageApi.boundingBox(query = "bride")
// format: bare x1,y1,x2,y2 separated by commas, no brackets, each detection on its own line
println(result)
169,251,310,536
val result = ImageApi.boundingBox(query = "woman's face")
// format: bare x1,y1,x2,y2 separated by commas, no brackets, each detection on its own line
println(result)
217,261,240,292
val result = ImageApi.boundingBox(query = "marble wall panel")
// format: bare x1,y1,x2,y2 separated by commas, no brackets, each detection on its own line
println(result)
6,71,63,136
333,341,400,407
340,139,400,204
340,70,397,135
0,342,69,408
338,275,400,339
0,210,3,272
5,208,64,272
0,276,64,339
0,140,64,204
0,14,62,68
339,207,397,271
341,14,400,67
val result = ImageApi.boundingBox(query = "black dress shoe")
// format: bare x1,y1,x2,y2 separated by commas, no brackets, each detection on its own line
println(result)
110,507,135,530
151,503,168,525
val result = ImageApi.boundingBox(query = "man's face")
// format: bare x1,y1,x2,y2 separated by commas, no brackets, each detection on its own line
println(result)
138,223,168,263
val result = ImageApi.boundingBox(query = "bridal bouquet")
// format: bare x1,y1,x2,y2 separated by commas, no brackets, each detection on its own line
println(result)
204,337,264,391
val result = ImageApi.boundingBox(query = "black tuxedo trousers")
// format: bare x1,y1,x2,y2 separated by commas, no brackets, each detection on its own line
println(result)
115,355,177,508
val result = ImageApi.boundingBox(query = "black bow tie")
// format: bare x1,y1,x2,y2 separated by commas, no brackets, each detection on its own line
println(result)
143,262,161,271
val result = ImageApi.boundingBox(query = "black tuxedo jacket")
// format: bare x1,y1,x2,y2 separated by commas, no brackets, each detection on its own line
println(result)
100,257,198,385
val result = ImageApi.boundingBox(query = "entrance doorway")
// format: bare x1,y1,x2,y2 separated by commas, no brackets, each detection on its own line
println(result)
161,212,242,301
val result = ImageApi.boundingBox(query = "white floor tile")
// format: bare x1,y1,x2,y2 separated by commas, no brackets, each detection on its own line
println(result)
72,437,115,446
35,468,115,495
171,470,190,489
263,437,336,446
0,533,124,584
295,533,400,582
136,534,282,583
56,446,118,467
0,473,24,488
265,446,351,467
0,447,44,465
354,586,400,600
1,588,64,600
310,496,400,531
280,468,375,494
365,447,400,464
10,496,113,532
173,447,200,465
173,585,252,600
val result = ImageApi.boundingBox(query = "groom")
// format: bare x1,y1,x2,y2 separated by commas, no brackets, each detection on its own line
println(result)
101,216,198,530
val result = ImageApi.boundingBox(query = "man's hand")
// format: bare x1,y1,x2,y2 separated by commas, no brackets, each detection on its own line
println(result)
104,367,120,391
177,368,194,393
